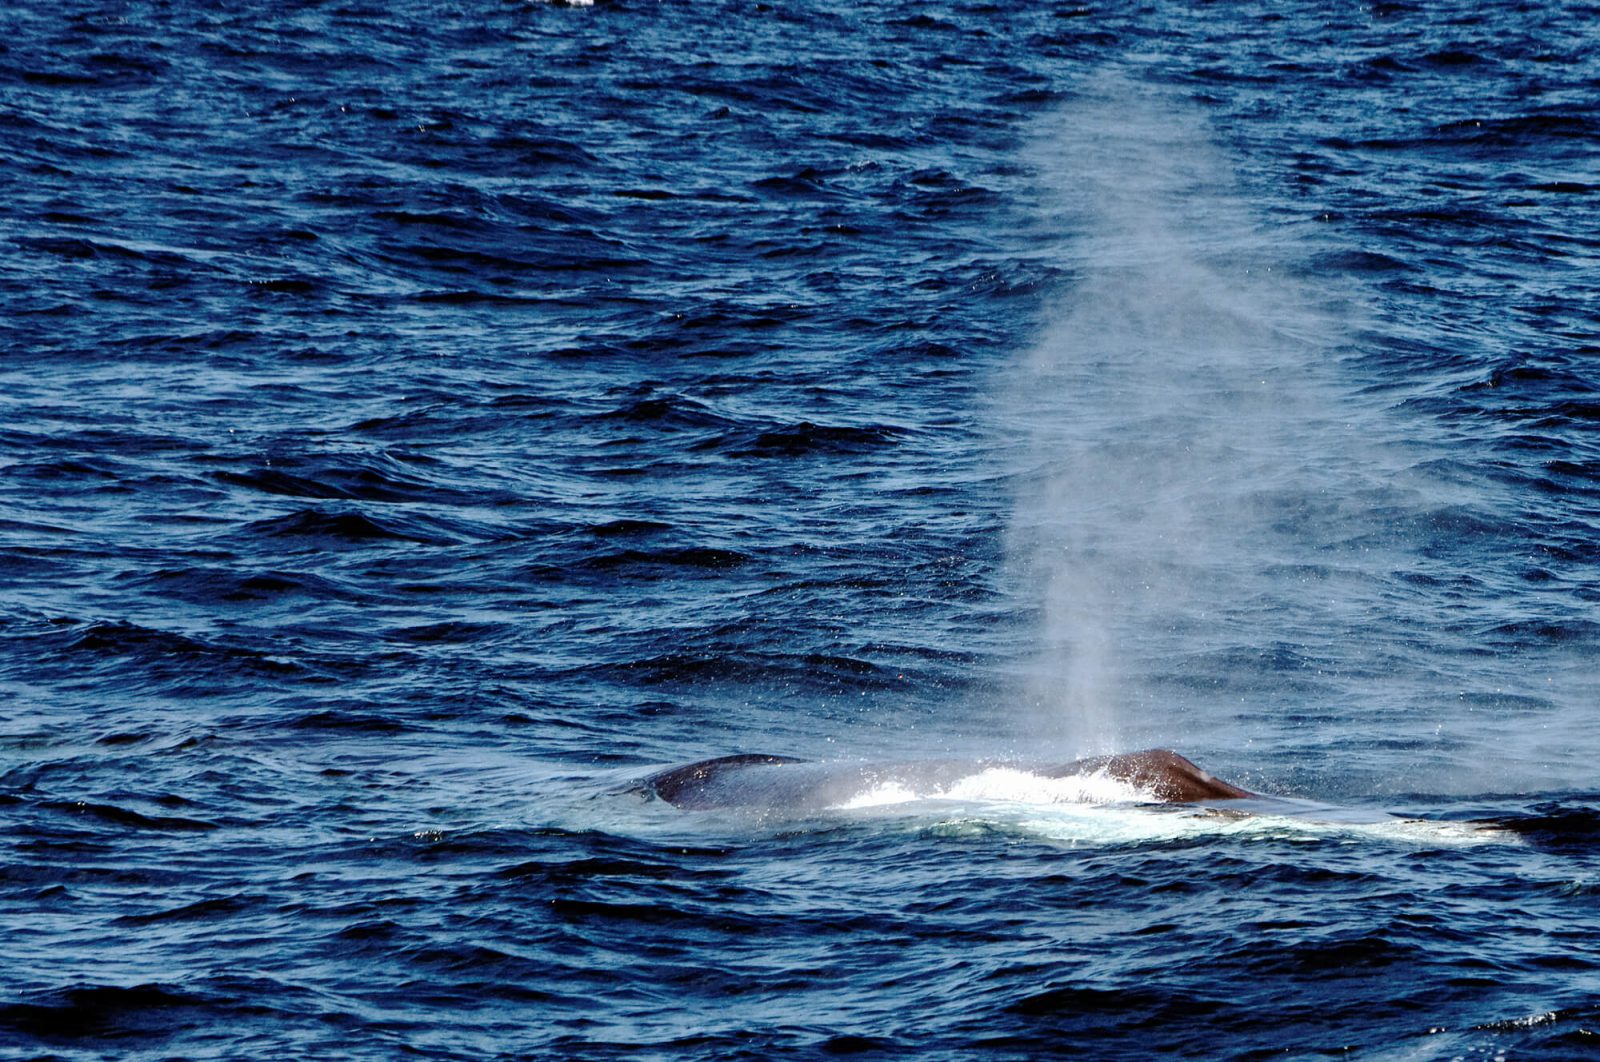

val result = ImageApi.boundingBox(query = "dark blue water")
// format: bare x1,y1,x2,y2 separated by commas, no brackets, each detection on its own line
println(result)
4,0,1599,1056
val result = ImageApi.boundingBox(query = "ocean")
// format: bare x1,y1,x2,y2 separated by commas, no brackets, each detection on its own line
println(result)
3,0,1599,1057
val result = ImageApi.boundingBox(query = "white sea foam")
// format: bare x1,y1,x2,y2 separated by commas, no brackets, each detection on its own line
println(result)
825,767,1513,848
940,766,1146,805
1010,805,1511,849
834,781,920,809
830,767,1149,811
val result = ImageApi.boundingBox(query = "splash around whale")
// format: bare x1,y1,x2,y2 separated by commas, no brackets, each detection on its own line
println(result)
638,748,1255,813
625,749,1517,848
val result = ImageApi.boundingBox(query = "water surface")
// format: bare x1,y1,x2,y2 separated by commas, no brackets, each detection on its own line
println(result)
3,0,1599,1057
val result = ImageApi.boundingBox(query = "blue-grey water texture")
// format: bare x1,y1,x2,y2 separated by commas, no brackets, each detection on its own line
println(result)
4,0,1600,1058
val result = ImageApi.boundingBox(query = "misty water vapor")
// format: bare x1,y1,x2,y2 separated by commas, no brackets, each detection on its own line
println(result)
1001,80,1352,756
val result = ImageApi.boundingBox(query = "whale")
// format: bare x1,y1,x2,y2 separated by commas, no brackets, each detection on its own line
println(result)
633,749,1518,846
639,748,1254,812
